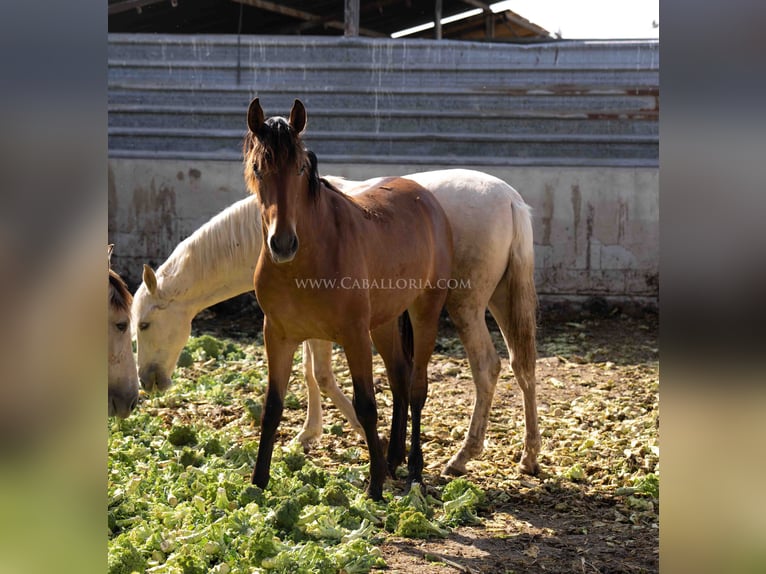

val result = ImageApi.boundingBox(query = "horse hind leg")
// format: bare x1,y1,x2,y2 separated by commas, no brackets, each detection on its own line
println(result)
294,340,324,451
443,302,502,476
295,340,364,452
489,283,541,476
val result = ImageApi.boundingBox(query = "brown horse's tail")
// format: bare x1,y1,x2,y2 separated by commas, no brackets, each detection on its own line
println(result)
398,310,414,367
508,197,538,366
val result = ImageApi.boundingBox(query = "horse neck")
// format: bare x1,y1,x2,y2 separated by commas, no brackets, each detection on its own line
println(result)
157,197,261,313
288,184,351,264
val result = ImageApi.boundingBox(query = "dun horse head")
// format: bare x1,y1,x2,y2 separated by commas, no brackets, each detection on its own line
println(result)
108,245,139,418
243,98,311,264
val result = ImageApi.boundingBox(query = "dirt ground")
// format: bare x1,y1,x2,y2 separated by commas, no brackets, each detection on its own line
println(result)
191,296,659,574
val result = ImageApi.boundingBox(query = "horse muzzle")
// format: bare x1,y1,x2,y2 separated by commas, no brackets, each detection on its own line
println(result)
139,364,173,393
108,385,139,419
268,231,299,264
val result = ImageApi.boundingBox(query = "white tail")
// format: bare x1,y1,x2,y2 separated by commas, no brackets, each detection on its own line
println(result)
508,198,538,367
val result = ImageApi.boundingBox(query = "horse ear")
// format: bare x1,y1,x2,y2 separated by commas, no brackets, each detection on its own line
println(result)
247,98,264,133
289,99,307,134
142,264,158,295
107,244,114,266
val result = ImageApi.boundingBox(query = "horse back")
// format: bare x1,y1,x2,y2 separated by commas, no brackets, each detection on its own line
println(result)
352,177,450,235
351,176,453,278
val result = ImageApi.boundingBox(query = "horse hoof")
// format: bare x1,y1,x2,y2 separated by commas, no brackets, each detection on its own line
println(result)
442,462,467,477
519,459,540,476
293,434,318,454
365,484,383,501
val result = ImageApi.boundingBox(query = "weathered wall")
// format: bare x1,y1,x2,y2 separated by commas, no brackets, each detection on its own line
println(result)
108,34,658,301
108,159,658,301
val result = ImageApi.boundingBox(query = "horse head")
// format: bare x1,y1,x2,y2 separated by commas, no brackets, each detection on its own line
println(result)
108,252,139,418
243,98,310,264
132,264,193,392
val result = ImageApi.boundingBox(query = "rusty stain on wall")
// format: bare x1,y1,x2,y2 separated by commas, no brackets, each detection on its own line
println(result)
618,198,629,243
129,179,178,260
571,184,581,254
541,184,554,246
585,202,595,271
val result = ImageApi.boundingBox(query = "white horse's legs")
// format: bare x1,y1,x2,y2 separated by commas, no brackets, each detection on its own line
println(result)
309,340,364,437
443,303,502,476
294,339,364,451
511,356,541,475
489,286,541,475
294,340,325,450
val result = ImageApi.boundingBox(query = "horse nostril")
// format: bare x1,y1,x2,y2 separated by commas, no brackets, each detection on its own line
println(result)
129,396,138,412
109,397,117,417
269,234,280,254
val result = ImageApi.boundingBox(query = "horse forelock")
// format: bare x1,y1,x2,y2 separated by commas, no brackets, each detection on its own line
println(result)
243,116,305,176
109,268,132,312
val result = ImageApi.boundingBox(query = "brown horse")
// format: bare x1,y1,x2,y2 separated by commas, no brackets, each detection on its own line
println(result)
108,245,139,418
243,98,453,499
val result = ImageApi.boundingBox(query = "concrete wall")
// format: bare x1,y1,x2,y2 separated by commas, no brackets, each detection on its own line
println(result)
108,159,658,301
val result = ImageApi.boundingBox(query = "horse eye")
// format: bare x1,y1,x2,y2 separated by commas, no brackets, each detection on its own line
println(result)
139,322,150,331
115,322,128,333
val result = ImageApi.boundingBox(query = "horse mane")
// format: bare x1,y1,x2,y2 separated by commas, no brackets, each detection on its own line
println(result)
154,195,262,296
310,152,387,221
306,149,322,200
306,149,354,198
109,268,132,312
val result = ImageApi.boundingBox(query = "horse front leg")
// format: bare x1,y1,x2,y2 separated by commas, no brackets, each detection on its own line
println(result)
341,330,388,501
251,319,299,489
371,318,412,477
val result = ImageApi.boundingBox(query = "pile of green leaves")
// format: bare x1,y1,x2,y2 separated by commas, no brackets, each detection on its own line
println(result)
109,336,486,574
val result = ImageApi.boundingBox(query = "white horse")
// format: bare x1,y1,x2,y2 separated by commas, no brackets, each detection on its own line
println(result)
133,169,540,476
108,245,139,418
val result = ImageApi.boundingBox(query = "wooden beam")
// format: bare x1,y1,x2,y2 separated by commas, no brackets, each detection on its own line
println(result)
345,0,359,36
501,10,551,38
459,0,491,10
108,0,168,15
435,0,443,39
485,10,494,39
231,0,385,36
232,0,321,21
